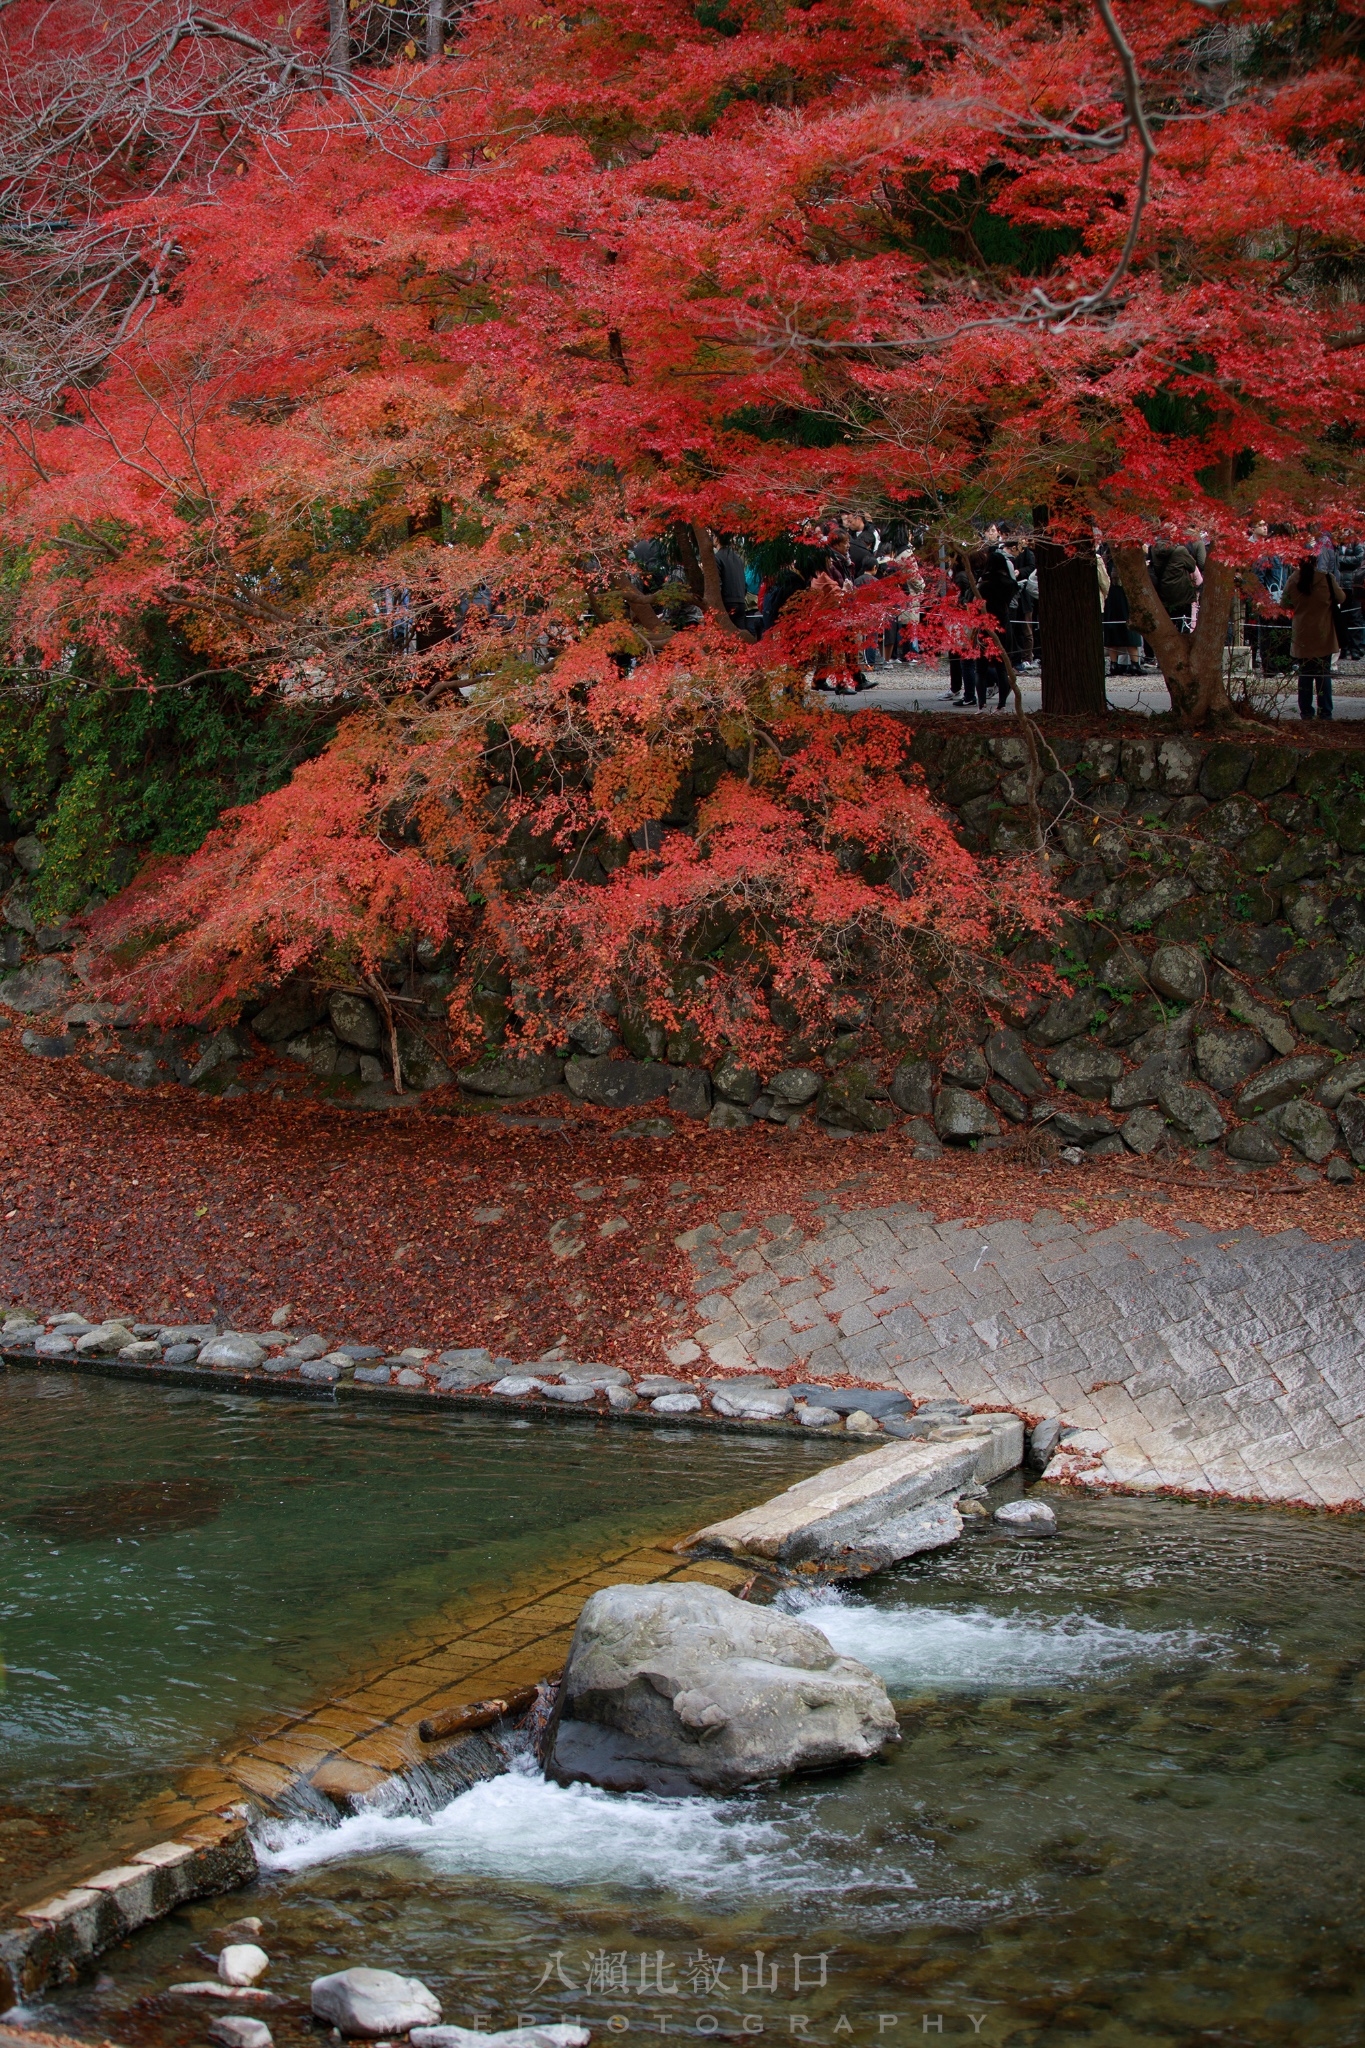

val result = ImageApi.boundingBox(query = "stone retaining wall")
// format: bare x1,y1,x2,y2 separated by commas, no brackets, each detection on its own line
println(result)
9,723,1365,1183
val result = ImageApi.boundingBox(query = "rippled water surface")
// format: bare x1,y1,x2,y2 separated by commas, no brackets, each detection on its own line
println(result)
0,1369,837,1904
15,1375,1365,2046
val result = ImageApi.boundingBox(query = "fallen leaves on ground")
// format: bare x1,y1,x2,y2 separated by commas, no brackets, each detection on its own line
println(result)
0,1039,1358,1365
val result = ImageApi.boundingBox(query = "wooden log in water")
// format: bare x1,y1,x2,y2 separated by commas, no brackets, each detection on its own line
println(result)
418,1682,541,1743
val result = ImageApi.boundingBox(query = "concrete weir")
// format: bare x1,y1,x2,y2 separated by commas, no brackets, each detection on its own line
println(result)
2,1423,1027,2003
687,1433,1003,1575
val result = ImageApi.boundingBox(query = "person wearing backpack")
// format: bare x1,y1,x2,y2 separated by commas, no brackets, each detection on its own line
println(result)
1147,528,1205,633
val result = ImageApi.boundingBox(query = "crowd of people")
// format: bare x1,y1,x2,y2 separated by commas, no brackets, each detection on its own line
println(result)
649,515,1365,718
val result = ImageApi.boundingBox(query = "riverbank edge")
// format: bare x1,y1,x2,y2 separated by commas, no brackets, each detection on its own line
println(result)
0,1345,847,1441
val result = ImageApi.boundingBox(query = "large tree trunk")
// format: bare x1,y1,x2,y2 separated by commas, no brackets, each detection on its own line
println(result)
426,0,446,58
328,0,350,78
1115,545,1237,726
1036,540,1107,715
693,522,754,639
672,520,706,602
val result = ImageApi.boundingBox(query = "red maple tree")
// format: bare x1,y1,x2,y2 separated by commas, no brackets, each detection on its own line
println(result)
3,0,1364,1044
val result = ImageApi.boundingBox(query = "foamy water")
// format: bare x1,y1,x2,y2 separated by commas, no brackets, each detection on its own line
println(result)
255,1593,1212,1904
256,1752,804,1896
783,1586,1215,1691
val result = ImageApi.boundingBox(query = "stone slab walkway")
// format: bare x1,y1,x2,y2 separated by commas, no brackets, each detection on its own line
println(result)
675,1203,1365,1509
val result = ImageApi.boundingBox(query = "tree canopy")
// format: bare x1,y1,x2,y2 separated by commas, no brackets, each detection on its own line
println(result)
2,0,1364,1042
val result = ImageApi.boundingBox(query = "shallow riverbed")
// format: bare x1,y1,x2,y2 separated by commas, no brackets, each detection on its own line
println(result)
0,1370,839,1906
28,1480,1365,2048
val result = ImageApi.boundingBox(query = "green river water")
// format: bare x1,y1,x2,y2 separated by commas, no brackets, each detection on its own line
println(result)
5,1372,1365,2047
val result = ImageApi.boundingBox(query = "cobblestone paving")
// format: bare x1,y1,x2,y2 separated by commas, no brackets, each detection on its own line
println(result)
676,1202,1365,1508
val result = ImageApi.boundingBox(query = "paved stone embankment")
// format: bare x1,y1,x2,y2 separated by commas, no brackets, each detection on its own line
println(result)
673,1200,1365,1508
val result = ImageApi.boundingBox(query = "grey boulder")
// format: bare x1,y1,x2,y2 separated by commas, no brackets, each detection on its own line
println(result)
1046,1042,1123,1099
887,1061,934,1115
1265,1098,1337,1163
199,1335,266,1370
1317,1058,1365,1111
667,1068,712,1119
1121,1106,1166,1155
1147,944,1206,1003
1239,1054,1333,1115
1337,1093,1365,1165
1110,1050,1188,1112
458,1052,564,1099
1155,1079,1225,1146
1029,990,1097,1046
709,1386,793,1421
546,1582,897,1794
770,1066,822,1107
209,2023,273,2048
329,991,382,1051
565,1055,670,1109
712,1053,761,1106
1194,1028,1270,1097
984,1028,1047,1098
1227,1123,1282,1164
311,1970,441,2038
1,958,75,1014
934,1086,999,1142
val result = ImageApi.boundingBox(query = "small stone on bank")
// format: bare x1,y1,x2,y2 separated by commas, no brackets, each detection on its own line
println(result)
796,1403,841,1429
652,1391,702,1414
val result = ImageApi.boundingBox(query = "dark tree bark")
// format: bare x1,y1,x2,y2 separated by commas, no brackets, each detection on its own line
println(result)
328,0,350,78
1115,546,1237,727
672,520,706,602
1036,539,1107,716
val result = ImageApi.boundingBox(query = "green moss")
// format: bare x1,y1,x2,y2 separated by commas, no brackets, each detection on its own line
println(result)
0,620,335,923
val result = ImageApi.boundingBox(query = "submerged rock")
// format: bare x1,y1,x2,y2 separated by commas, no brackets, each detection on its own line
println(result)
994,1498,1057,1534
311,1967,441,2038
547,1582,897,1795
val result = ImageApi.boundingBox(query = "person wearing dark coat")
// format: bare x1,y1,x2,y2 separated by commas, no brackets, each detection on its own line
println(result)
963,537,1018,708
1281,556,1346,719
713,539,749,629
1147,531,1204,633
1100,543,1144,674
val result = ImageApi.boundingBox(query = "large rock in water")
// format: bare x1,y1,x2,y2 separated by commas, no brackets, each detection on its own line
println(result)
547,1583,897,1795
311,1969,441,2038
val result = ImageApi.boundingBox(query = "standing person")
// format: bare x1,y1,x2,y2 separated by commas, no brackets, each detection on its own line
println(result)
891,544,924,664
712,534,749,630
1148,527,1203,633
825,527,856,586
1007,532,1037,669
1280,554,1345,719
1337,534,1365,658
1099,540,1144,675
845,511,879,572
969,531,1019,708
1249,519,1287,673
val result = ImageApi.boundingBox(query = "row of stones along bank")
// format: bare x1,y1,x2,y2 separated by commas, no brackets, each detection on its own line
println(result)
4,1309,1056,1465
